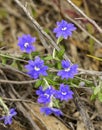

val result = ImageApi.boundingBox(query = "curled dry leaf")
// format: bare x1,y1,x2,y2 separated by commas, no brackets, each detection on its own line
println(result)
29,104,71,130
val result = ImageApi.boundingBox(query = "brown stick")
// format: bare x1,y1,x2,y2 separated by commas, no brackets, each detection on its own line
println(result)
73,89,95,130
0,79,36,84
66,0,102,33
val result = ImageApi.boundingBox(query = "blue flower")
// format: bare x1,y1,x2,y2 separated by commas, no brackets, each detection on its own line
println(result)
40,107,63,116
53,20,76,39
0,108,17,125
36,86,54,104
57,60,78,79
25,57,48,79
36,86,45,95
54,84,74,101
18,34,36,53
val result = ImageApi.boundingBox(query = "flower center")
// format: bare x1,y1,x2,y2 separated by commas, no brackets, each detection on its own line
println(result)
44,93,50,98
24,42,29,48
62,27,67,31
64,67,70,72
62,92,67,95
34,66,40,71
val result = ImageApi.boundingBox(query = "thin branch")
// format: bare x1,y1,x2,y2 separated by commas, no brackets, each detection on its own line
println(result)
0,63,30,77
9,86,48,130
73,89,95,130
64,14,102,46
66,0,102,33
14,0,59,51
3,98,39,105
0,79,36,84
3,97,34,103
78,68,102,76
0,53,28,63
0,69,41,130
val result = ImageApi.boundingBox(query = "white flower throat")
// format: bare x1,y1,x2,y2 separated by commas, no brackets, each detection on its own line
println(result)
62,92,67,95
24,42,29,48
34,66,40,71
62,27,67,31
64,67,70,72
44,93,49,98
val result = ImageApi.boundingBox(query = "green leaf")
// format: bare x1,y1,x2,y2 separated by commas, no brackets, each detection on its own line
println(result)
54,57,60,61
44,28,50,34
34,79,43,88
17,61,23,71
46,77,58,86
57,37,63,44
1,57,7,65
31,7,37,18
91,94,97,101
11,60,18,68
22,53,29,59
43,55,53,61
53,99,60,108
56,62,62,70
31,51,40,57
56,48,65,60
98,92,102,102
94,86,101,95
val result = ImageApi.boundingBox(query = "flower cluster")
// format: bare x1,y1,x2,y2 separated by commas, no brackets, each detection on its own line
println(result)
14,20,77,118
36,84,74,116
0,108,17,125
25,58,78,80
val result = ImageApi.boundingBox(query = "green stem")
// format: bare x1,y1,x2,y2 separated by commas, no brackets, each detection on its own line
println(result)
53,37,63,59
48,96,53,107
29,53,32,60
43,78,50,88
52,48,56,59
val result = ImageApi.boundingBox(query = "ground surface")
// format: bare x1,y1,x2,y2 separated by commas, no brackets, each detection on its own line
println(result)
0,0,102,130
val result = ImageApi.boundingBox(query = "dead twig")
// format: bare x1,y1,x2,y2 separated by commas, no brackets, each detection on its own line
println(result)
3,97,39,105
13,0,59,51
78,68,102,76
0,79,36,84
9,85,48,130
0,64,29,77
73,89,95,130
0,70,42,130
66,0,102,33
0,53,28,63
64,14,102,46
